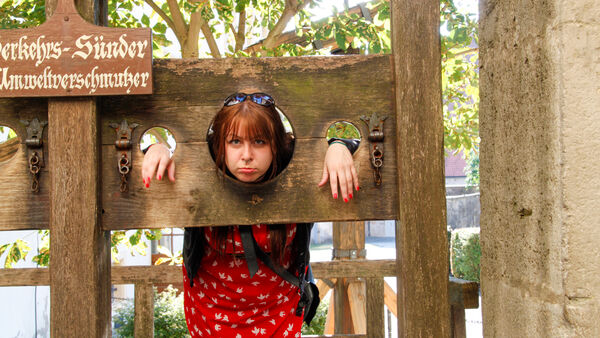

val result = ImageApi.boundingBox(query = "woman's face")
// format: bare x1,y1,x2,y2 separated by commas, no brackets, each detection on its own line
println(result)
225,121,273,183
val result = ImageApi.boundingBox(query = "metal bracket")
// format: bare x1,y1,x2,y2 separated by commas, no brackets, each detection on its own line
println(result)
360,113,387,186
21,118,47,193
332,248,367,260
110,120,139,193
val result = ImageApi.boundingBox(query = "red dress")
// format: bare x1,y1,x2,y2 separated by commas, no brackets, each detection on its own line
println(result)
182,224,303,337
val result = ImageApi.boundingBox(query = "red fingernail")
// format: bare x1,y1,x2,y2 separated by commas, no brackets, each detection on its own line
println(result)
333,193,338,199
344,198,348,203
349,193,353,199
158,175,162,180
145,183,149,188
356,186,360,191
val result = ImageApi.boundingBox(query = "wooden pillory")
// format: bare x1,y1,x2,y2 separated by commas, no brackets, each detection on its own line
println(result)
0,0,472,336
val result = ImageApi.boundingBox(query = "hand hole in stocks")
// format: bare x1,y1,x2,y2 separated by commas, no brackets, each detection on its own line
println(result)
206,105,295,183
326,121,361,146
0,126,19,162
139,127,176,154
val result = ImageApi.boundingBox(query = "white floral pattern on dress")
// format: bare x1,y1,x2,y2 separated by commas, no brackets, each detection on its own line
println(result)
183,224,303,337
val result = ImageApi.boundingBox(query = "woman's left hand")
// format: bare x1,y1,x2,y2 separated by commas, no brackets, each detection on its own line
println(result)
318,143,359,202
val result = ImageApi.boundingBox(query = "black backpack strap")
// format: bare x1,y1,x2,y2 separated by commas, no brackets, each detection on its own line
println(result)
239,223,320,325
239,225,259,278
183,227,205,287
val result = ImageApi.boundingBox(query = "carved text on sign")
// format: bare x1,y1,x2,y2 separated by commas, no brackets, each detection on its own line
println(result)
0,0,152,97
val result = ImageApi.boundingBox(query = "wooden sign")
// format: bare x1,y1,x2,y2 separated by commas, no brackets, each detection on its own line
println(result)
0,0,152,97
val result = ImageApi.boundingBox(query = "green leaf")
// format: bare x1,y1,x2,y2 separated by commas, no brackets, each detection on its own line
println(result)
153,22,167,34
334,29,347,50
141,14,150,26
0,243,9,259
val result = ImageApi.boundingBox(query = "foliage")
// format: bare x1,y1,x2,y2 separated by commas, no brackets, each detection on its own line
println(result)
301,296,329,335
451,232,481,283
0,239,30,268
0,0,45,29
113,285,189,338
465,149,479,188
441,0,479,154
326,121,361,140
0,229,161,268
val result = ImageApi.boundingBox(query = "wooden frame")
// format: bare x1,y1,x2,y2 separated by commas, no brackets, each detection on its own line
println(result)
0,0,450,336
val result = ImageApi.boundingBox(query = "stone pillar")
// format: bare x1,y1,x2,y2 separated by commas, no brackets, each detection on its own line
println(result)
480,0,600,336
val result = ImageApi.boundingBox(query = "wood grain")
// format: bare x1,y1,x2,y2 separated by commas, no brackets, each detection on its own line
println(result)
392,0,450,336
100,56,394,143
366,277,385,338
383,280,398,318
48,97,111,337
448,276,479,309
0,267,49,286
0,55,397,230
134,283,154,338
348,280,367,334
101,138,398,230
0,97,48,231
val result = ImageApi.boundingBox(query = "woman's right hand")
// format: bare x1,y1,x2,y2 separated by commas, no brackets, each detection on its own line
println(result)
141,144,176,188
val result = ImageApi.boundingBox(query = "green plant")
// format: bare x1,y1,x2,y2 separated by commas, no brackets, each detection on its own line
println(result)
465,149,479,188
113,285,189,338
301,295,329,335
451,233,480,283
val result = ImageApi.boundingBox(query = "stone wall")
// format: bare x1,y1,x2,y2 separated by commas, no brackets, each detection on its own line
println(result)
480,0,600,336
446,192,480,229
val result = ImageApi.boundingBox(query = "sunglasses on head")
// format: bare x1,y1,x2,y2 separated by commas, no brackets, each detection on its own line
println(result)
224,92,274,107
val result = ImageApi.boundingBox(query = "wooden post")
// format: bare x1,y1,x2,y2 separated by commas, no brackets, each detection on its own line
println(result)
392,0,450,337
135,283,155,337
332,221,365,334
46,1,111,337
366,277,384,338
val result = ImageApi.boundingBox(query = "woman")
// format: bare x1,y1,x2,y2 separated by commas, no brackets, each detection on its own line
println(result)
142,93,359,337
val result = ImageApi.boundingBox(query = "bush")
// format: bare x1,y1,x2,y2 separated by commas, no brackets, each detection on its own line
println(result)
301,296,329,335
113,285,189,338
451,232,481,283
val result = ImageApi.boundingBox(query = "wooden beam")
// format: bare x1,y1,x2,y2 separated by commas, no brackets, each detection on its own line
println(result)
0,55,397,231
108,260,397,285
348,280,367,334
392,0,450,337
0,98,48,231
0,268,49,286
366,277,385,338
448,277,479,309
383,280,397,318
46,1,111,336
134,283,154,338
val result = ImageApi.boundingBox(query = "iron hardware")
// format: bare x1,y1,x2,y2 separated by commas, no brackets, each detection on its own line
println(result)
110,120,138,193
21,118,47,193
360,113,387,186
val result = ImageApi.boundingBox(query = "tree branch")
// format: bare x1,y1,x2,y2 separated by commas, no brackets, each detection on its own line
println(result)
166,0,188,42
262,0,312,50
200,20,222,58
443,47,479,61
234,10,246,52
244,1,381,54
143,0,176,33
